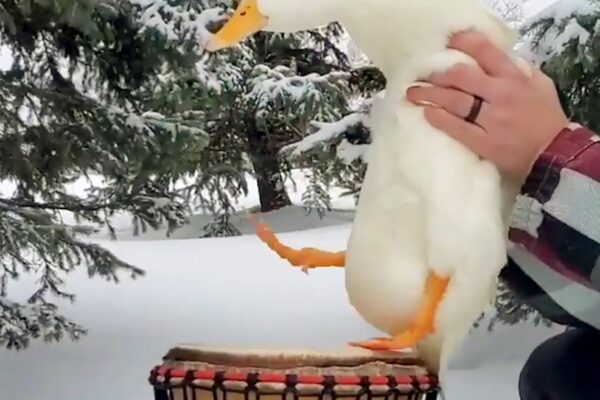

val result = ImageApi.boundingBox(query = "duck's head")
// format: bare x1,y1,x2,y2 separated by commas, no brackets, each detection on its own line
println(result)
205,0,335,52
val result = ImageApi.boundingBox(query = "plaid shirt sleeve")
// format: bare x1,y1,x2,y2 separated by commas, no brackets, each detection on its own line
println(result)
500,123,600,329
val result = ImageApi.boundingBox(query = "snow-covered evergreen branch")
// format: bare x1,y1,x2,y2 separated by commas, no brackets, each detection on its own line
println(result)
131,0,225,51
281,112,364,156
0,297,86,350
519,0,599,65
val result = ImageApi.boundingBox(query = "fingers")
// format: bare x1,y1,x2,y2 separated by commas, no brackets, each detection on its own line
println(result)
422,106,490,158
428,63,496,102
407,85,490,126
448,30,525,79
513,56,534,78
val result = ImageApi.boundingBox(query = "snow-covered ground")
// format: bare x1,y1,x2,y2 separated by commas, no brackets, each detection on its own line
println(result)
0,172,563,400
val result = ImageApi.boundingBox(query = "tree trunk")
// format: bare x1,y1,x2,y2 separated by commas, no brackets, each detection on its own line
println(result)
246,125,291,213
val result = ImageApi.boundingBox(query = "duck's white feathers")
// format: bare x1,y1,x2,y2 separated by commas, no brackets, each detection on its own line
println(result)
338,0,520,380
257,0,524,382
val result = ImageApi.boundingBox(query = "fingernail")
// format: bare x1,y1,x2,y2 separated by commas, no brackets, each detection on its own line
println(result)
408,97,439,107
406,81,431,90
421,101,440,107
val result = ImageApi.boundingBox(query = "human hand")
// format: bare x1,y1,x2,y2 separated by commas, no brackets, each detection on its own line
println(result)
406,30,570,183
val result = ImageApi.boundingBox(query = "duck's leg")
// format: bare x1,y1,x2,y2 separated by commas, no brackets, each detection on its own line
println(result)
253,220,345,272
349,273,449,350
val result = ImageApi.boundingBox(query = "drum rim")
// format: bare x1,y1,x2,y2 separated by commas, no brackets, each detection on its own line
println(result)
150,365,439,384
148,365,441,393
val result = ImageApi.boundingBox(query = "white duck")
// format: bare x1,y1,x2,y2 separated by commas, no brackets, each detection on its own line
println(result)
206,0,528,381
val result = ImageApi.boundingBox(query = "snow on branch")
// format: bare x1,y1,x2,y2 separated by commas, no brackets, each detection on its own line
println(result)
336,138,369,165
524,0,598,26
245,64,349,111
130,0,225,50
108,106,210,143
0,297,86,350
519,0,598,65
280,89,383,164
281,112,370,165
282,113,362,155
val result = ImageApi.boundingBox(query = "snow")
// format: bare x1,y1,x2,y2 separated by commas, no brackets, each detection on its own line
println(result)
523,0,560,18
0,175,564,400
245,65,349,115
518,0,598,65
560,17,591,43
520,19,588,65
525,0,598,24
282,113,364,156
0,46,12,71
132,0,224,49
337,139,369,164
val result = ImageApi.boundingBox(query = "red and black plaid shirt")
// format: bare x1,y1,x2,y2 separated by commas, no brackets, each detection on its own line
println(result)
501,123,600,330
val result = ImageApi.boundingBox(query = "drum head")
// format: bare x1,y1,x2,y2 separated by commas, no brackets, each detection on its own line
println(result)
163,344,422,369
161,344,427,377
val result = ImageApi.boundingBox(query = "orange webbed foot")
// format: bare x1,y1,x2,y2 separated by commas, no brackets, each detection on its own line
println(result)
349,273,450,351
349,329,429,351
250,214,345,272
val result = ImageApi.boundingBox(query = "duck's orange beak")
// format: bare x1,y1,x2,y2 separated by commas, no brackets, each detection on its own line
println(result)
205,0,268,51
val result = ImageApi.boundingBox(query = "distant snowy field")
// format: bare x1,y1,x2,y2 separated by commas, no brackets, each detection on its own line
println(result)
0,170,563,400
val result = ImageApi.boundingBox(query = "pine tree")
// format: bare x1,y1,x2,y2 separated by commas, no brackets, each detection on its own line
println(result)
278,38,384,213
139,0,359,235
0,0,369,348
521,0,600,132
0,0,210,349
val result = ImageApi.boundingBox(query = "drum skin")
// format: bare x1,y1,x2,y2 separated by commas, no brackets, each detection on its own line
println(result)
148,345,441,400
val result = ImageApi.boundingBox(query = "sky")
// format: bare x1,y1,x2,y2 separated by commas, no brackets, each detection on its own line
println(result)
524,0,560,16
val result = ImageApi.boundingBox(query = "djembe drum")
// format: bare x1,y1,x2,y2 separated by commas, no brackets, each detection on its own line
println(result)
148,344,441,400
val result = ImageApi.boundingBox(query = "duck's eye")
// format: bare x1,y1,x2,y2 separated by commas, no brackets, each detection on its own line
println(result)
240,11,247,16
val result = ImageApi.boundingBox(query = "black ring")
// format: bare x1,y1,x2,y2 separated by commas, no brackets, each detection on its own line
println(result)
465,95,483,123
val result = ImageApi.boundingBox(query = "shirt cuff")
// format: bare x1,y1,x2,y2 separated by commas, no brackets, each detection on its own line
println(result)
521,123,596,202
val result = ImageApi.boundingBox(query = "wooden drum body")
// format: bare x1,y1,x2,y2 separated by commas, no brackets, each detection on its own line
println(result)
149,345,440,400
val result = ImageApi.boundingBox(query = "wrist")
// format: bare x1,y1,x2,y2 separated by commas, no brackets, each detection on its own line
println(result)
510,122,568,186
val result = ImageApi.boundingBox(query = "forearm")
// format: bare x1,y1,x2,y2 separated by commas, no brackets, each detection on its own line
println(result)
503,123,600,328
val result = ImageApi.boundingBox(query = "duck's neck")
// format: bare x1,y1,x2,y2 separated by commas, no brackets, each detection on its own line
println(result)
261,0,338,33
339,0,510,78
